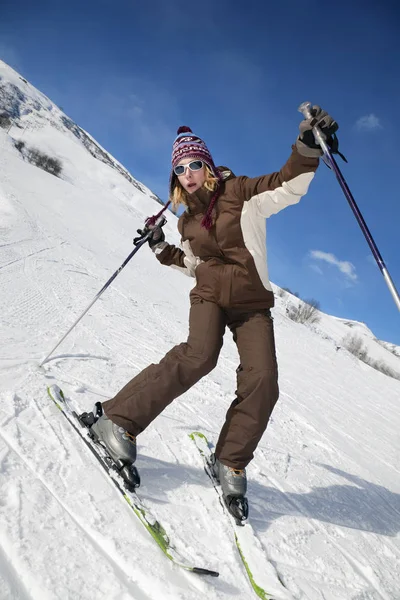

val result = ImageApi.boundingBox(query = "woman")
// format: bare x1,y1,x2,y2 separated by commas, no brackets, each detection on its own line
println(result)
91,107,338,518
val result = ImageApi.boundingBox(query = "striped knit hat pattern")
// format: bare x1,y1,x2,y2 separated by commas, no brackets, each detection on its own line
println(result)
170,126,222,229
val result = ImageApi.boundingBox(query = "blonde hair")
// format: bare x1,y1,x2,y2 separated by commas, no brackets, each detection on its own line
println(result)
171,164,219,209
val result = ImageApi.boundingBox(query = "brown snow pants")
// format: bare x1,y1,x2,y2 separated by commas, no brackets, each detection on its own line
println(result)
103,298,279,469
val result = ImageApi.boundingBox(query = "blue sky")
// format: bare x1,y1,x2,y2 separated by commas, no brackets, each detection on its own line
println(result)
1,0,399,344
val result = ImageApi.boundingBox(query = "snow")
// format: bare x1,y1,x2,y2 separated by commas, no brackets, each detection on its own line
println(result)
0,59,400,599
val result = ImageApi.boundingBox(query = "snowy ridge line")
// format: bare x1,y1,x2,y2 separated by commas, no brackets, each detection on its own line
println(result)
189,432,294,600
46,385,220,579
0,61,152,198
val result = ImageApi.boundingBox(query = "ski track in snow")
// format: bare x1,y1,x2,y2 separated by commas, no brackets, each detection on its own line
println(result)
1,69,400,599
0,385,222,600
0,422,153,600
0,540,35,600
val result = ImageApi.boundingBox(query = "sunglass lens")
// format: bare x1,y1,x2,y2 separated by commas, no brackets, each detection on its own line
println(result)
174,165,185,175
189,160,203,171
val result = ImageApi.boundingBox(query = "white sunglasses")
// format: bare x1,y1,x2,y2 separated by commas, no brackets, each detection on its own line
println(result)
173,160,204,176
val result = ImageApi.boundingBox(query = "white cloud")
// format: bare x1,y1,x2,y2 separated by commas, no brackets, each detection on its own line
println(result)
355,114,382,131
310,250,358,282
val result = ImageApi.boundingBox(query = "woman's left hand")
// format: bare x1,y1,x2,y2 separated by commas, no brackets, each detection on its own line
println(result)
296,106,338,157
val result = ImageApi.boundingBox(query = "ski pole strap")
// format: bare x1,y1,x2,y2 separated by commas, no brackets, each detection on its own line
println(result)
133,205,170,246
326,133,347,164
139,200,171,238
147,200,171,226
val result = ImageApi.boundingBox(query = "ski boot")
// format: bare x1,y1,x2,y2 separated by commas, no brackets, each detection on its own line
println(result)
210,454,249,524
79,403,140,491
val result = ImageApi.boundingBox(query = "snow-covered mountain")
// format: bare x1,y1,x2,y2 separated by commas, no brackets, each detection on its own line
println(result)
0,59,162,203
0,59,399,600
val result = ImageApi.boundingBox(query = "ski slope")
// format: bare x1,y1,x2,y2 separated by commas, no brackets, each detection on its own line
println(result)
0,61,400,599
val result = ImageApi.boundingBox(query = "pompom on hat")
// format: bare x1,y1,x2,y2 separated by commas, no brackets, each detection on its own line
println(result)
170,126,222,229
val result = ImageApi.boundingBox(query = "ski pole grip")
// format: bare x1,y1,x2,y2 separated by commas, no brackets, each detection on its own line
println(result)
298,101,330,154
298,101,313,120
298,102,312,119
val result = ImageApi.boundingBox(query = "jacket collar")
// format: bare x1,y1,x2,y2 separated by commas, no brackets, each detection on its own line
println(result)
183,166,234,215
185,187,212,214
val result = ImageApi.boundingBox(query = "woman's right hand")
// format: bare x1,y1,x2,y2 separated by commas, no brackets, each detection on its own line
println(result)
148,225,165,249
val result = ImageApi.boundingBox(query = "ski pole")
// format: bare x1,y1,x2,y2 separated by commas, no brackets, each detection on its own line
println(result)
298,101,400,312
40,213,167,367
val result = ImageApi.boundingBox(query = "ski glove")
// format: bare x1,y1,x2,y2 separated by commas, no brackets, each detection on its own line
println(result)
296,106,339,158
148,225,166,251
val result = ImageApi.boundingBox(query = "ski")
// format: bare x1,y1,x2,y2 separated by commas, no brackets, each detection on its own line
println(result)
189,432,292,600
47,385,219,578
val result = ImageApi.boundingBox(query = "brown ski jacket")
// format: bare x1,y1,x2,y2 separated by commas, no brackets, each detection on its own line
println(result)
154,145,319,310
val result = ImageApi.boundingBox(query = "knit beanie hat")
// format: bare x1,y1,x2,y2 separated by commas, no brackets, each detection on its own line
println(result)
170,126,222,229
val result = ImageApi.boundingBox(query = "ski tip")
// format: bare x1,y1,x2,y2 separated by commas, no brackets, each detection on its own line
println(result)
48,384,64,396
189,431,208,442
47,385,66,406
192,567,219,577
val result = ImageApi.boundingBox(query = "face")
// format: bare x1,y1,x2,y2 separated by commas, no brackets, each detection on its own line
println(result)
176,158,206,193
